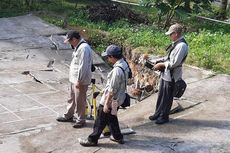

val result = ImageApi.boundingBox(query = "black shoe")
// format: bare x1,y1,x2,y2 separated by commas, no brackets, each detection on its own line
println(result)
155,117,169,124
110,136,124,144
56,116,73,122
79,138,97,147
73,122,86,128
149,114,158,121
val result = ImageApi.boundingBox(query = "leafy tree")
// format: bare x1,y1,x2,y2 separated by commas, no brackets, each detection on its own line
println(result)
140,0,213,28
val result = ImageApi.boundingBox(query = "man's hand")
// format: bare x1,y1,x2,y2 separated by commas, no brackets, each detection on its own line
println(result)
154,63,165,71
75,81,80,89
103,104,110,113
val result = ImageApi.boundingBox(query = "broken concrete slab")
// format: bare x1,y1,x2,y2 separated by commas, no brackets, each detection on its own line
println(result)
5,36,52,49
0,72,32,84
0,117,57,135
44,78,69,93
0,14,230,153
15,108,55,120
0,84,21,97
184,74,230,102
0,135,21,153
0,95,43,112
0,106,7,114
0,61,52,73
0,14,66,40
29,70,68,84
29,92,68,107
11,81,56,94
49,34,71,50
0,113,19,124
183,65,214,83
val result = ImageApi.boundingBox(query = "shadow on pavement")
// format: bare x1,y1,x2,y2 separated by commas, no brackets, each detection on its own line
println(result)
132,118,230,135
171,118,230,130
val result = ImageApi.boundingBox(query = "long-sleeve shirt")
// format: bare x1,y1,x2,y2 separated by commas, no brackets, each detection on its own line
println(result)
100,58,129,106
161,37,189,82
69,39,93,85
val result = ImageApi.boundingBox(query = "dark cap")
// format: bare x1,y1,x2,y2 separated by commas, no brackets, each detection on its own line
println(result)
101,44,122,57
64,31,81,43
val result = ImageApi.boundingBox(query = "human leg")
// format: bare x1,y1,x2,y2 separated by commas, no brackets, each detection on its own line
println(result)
155,80,174,124
87,105,107,143
107,113,124,144
73,85,88,127
57,83,75,122
149,79,164,120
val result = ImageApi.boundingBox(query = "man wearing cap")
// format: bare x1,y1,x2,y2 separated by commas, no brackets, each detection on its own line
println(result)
148,23,188,124
79,44,129,146
56,31,93,128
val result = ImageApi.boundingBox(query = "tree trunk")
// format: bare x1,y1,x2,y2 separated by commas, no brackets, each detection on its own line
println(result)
184,0,191,12
163,9,174,29
220,0,228,19
227,0,230,10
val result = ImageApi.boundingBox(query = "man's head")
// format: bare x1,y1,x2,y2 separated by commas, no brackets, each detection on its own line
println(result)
101,44,123,64
165,23,183,41
64,31,81,47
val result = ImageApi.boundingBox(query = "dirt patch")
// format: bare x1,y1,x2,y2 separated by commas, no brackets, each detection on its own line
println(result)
123,47,159,100
85,3,149,24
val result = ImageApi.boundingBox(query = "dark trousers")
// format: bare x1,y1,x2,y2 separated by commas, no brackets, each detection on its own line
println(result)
154,79,174,119
88,105,123,143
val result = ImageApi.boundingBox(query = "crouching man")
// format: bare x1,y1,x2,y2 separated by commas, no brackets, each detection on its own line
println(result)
79,44,129,146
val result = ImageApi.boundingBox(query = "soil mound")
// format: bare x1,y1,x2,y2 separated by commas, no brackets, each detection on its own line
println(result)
86,3,149,24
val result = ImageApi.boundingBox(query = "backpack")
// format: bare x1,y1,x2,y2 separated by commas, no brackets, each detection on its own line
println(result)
123,58,132,79
116,66,131,108
173,79,187,98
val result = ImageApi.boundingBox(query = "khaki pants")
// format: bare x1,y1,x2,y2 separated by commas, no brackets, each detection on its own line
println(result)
64,83,88,123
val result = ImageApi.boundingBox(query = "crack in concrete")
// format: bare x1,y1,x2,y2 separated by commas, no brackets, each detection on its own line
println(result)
170,102,202,115
0,121,56,137
21,71,43,84
94,148,102,153
187,73,217,84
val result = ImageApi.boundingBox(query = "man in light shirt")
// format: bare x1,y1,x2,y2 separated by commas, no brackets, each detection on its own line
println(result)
149,23,189,124
56,31,93,128
79,44,129,146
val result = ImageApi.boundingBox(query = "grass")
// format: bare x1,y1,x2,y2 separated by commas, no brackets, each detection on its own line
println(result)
186,30,230,73
0,0,229,74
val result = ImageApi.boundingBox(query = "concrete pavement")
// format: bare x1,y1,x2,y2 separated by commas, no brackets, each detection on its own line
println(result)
0,15,230,153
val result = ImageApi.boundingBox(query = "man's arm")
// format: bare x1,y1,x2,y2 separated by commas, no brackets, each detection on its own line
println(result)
75,46,91,88
103,92,113,113
103,68,122,113
164,43,188,70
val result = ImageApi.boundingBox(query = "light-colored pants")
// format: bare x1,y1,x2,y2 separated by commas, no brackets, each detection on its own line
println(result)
64,83,88,123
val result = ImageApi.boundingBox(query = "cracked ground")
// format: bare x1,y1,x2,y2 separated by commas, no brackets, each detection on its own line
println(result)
0,15,230,153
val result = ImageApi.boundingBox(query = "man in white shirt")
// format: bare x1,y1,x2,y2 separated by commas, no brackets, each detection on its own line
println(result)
79,44,129,146
56,31,93,128
149,23,188,124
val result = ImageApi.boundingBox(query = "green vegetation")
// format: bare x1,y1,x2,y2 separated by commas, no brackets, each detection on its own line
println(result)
0,0,229,74
119,0,140,3
186,31,230,72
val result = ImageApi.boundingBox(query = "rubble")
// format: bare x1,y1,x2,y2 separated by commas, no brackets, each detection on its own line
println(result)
124,47,159,101
85,3,149,24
